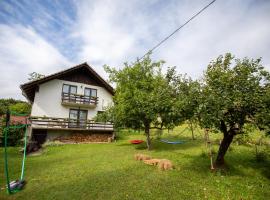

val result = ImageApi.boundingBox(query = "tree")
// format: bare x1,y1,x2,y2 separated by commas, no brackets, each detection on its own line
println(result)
0,99,31,146
9,102,31,115
0,98,31,115
94,106,115,123
255,84,270,135
104,56,176,150
166,67,201,139
198,53,270,167
28,72,45,81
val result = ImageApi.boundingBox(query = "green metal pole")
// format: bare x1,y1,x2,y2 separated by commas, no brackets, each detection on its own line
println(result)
20,125,28,180
4,110,11,194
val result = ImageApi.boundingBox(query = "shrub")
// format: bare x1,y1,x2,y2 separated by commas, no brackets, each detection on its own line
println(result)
0,120,25,147
234,133,252,145
255,151,268,162
255,145,269,162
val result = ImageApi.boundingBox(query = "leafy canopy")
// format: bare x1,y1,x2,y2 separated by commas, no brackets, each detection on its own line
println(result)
104,56,175,130
199,53,270,134
0,98,31,115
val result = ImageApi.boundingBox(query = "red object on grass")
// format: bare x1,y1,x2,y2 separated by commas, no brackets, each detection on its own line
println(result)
130,140,144,144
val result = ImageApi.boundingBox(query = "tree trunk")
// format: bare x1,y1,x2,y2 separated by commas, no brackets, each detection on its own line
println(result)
189,120,195,140
215,133,234,167
144,123,151,150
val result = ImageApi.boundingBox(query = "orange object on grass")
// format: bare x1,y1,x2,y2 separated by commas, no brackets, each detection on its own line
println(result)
130,140,144,144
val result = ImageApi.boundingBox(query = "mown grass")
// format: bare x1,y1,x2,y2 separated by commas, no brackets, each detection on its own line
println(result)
0,125,269,200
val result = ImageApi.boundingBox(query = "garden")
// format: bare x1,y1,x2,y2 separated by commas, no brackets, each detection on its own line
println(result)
0,125,269,200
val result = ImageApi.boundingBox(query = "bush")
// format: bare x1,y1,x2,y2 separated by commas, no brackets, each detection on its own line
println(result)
255,151,268,162
0,123,25,147
234,133,252,145
255,145,269,162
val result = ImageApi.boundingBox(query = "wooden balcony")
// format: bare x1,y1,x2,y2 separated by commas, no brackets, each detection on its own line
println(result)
61,93,98,108
29,116,113,132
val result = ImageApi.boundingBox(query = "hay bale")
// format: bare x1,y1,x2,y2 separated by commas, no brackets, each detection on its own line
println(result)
143,159,162,165
134,154,151,161
157,159,174,170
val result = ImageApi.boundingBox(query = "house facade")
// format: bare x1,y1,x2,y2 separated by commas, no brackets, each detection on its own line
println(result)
20,63,114,143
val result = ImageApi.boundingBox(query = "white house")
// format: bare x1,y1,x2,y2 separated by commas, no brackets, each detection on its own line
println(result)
20,63,114,143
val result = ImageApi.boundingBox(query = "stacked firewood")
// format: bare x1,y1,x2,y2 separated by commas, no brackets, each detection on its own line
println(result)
55,133,112,143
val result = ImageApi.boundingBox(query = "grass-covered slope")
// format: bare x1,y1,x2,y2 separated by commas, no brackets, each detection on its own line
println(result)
0,127,269,200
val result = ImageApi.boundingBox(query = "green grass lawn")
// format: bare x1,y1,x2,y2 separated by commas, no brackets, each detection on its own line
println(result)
1,126,269,200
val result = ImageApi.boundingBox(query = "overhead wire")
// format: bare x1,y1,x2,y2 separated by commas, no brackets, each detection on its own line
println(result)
137,0,217,62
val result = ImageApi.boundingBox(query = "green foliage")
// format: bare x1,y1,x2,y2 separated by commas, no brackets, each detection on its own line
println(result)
0,99,30,146
0,126,25,147
28,72,45,81
94,107,114,123
197,53,270,166
166,67,201,139
198,53,270,133
255,145,269,162
9,102,31,115
0,98,18,115
104,55,178,149
0,98,31,115
0,116,25,147
234,133,252,145
104,55,170,129
255,150,268,162
255,84,270,135
166,67,201,123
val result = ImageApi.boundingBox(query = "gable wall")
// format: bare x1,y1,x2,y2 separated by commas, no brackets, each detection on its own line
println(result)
31,79,113,119
59,68,101,86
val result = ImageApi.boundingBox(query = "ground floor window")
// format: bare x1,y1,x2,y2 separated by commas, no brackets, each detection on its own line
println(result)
68,109,88,128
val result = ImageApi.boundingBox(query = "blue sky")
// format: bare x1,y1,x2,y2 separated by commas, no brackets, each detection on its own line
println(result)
0,0,270,99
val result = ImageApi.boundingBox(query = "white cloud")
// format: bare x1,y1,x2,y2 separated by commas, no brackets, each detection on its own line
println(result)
0,24,71,99
73,0,270,79
0,0,270,100
73,0,141,74
153,0,270,78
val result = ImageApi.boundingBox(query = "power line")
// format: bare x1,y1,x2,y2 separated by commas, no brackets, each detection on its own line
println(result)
137,0,217,62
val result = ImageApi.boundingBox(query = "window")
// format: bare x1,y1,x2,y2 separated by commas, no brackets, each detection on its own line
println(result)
84,88,97,98
62,84,77,94
91,89,97,97
68,109,88,128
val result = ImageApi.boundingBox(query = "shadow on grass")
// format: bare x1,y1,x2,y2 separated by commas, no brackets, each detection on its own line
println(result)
116,136,203,152
248,158,270,179
151,135,203,152
184,146,270,179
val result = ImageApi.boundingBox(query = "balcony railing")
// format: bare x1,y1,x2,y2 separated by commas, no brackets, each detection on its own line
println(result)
29,116,113,131
61,93,98,107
